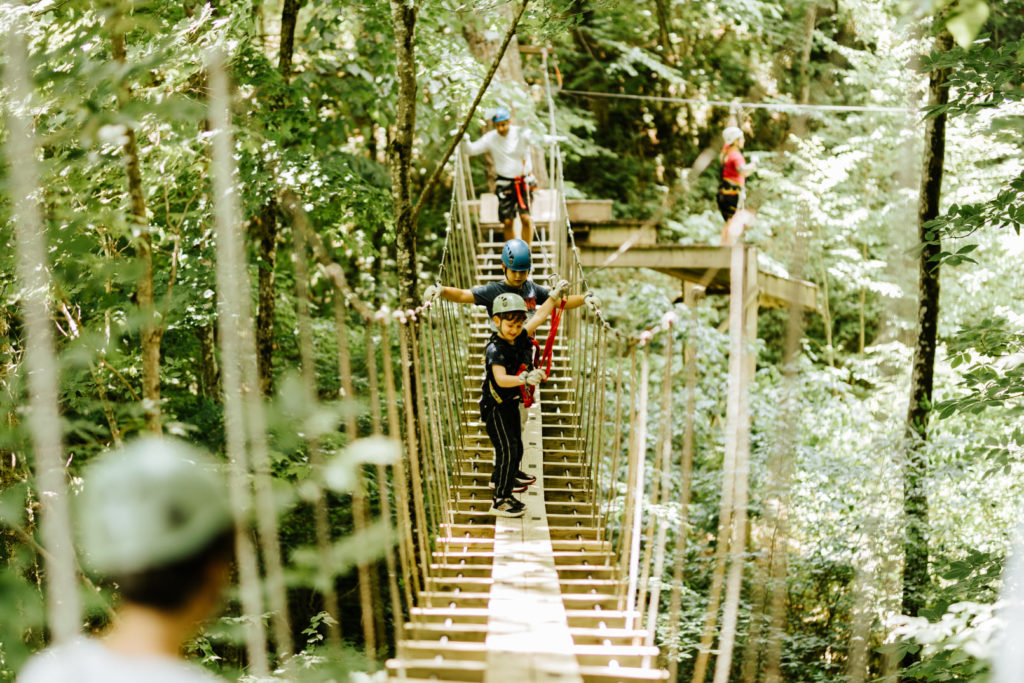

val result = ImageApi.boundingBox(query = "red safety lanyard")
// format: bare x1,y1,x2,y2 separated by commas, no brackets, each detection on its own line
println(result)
518,298,567,407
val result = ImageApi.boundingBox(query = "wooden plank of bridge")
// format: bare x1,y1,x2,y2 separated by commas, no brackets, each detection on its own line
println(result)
484,389,584,683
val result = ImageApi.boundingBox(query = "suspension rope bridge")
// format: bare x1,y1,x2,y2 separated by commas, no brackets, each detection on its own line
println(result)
8,45,823,683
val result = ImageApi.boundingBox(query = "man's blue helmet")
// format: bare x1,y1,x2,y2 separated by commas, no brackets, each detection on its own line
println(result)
492,106,511,123
501,239,531,271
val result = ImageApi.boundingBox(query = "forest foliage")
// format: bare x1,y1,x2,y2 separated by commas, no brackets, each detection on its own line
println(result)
0,0,1023,681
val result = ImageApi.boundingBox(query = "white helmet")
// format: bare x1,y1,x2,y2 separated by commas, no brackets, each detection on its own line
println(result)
492,292,528,315
723,126,744,146
78,437,232,574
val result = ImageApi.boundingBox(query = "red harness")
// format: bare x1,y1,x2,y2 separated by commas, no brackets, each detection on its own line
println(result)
517,299,567,408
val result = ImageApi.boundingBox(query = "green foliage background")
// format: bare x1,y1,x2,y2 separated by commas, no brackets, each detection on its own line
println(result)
0,0,1022,680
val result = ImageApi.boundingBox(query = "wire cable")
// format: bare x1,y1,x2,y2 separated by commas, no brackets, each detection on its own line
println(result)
558,88,914,114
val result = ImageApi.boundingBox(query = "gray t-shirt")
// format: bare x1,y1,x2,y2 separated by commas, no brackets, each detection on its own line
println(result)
471,280,550,317
18,639,223,683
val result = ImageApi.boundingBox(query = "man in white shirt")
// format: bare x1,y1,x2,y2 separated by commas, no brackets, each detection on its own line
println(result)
17,438,234,683
462,106,540,245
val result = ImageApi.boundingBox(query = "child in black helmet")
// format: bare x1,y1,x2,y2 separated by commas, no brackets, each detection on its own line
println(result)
482,292,559,517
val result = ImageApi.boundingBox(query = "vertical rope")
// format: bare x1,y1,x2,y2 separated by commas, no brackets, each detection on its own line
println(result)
602,338,627,545
637,329,676,627
5,25,81,644
645,329,678,652
613,346,638,581
588,323,608,532
418,311,451,539
398,321,431,592
291,245,343,649
381,318,419,608
623,345,650,630
412,318,442,544
331,290,376,660
667,293,700,680
441,302,468,492
207,49,268,675
365,324,404,654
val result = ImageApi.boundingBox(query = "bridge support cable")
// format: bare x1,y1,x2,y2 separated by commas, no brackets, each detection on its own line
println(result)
624,346,651,631
666,287,702,679
380,319,420,613
293,224,346,651
640,323,679,641
600,339,628,549
364,322,404,657
614,348,640,598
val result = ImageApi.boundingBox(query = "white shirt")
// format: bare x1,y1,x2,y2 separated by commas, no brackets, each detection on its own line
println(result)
462,126,537,179
17,639,223,683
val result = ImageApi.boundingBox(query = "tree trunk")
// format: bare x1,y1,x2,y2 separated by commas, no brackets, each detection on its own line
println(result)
255,0,302,396
901,30,952,666
197,322,219,398
254,201,278,396
791,3,817,136
389,0,419,310
111,30,162,434
652,0,675,65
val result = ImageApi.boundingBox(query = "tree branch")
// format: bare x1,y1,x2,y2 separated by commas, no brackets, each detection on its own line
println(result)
410,0,530,227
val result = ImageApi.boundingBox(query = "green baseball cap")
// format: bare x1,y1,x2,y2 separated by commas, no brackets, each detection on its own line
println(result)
78,437,233,574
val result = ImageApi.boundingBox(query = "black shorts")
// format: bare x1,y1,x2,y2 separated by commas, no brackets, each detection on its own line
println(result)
496,177,531,222
717,183,741,221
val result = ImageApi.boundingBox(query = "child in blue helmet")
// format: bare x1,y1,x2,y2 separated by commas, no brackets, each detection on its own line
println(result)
461,107,540,245
425,238,591,318
424,239,592,495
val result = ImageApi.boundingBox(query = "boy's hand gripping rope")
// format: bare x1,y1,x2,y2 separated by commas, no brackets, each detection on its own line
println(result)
518,298,567,407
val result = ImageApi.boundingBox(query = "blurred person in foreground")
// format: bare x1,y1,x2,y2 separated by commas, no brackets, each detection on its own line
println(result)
18,437,234,683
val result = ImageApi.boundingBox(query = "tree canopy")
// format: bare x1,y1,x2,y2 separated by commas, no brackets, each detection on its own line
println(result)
1,0,1023,681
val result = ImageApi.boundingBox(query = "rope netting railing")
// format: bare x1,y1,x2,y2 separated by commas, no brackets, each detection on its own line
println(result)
5,45,482,675
8,41,774,683
532,49,769,679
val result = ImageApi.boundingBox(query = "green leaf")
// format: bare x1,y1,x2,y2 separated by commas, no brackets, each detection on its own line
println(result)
946,0,990,50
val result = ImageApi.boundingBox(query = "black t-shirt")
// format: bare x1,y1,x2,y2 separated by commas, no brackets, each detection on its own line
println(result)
481,331,536,406
472,280,550,317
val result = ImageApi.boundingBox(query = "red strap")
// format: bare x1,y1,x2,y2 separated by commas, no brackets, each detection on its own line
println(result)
540,299,567,376
517,301,566,408
513,177,529,210
517,364,535,407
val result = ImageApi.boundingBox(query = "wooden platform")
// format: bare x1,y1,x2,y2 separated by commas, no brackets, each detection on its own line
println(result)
577,243,818,311
485,395,583,683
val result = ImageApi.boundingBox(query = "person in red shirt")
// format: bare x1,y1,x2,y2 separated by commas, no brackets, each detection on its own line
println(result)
717,126,757,243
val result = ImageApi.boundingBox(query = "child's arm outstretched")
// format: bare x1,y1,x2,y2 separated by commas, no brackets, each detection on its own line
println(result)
423,283,475,304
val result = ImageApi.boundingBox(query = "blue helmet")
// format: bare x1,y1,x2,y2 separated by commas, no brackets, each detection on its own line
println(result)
492,106,511,123
501,239,531,271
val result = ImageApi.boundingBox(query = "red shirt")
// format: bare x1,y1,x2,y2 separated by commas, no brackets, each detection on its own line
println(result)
721,147,746,186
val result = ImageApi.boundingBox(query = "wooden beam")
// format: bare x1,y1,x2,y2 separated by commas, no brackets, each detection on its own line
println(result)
579,244,732,271
577,244,818,312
